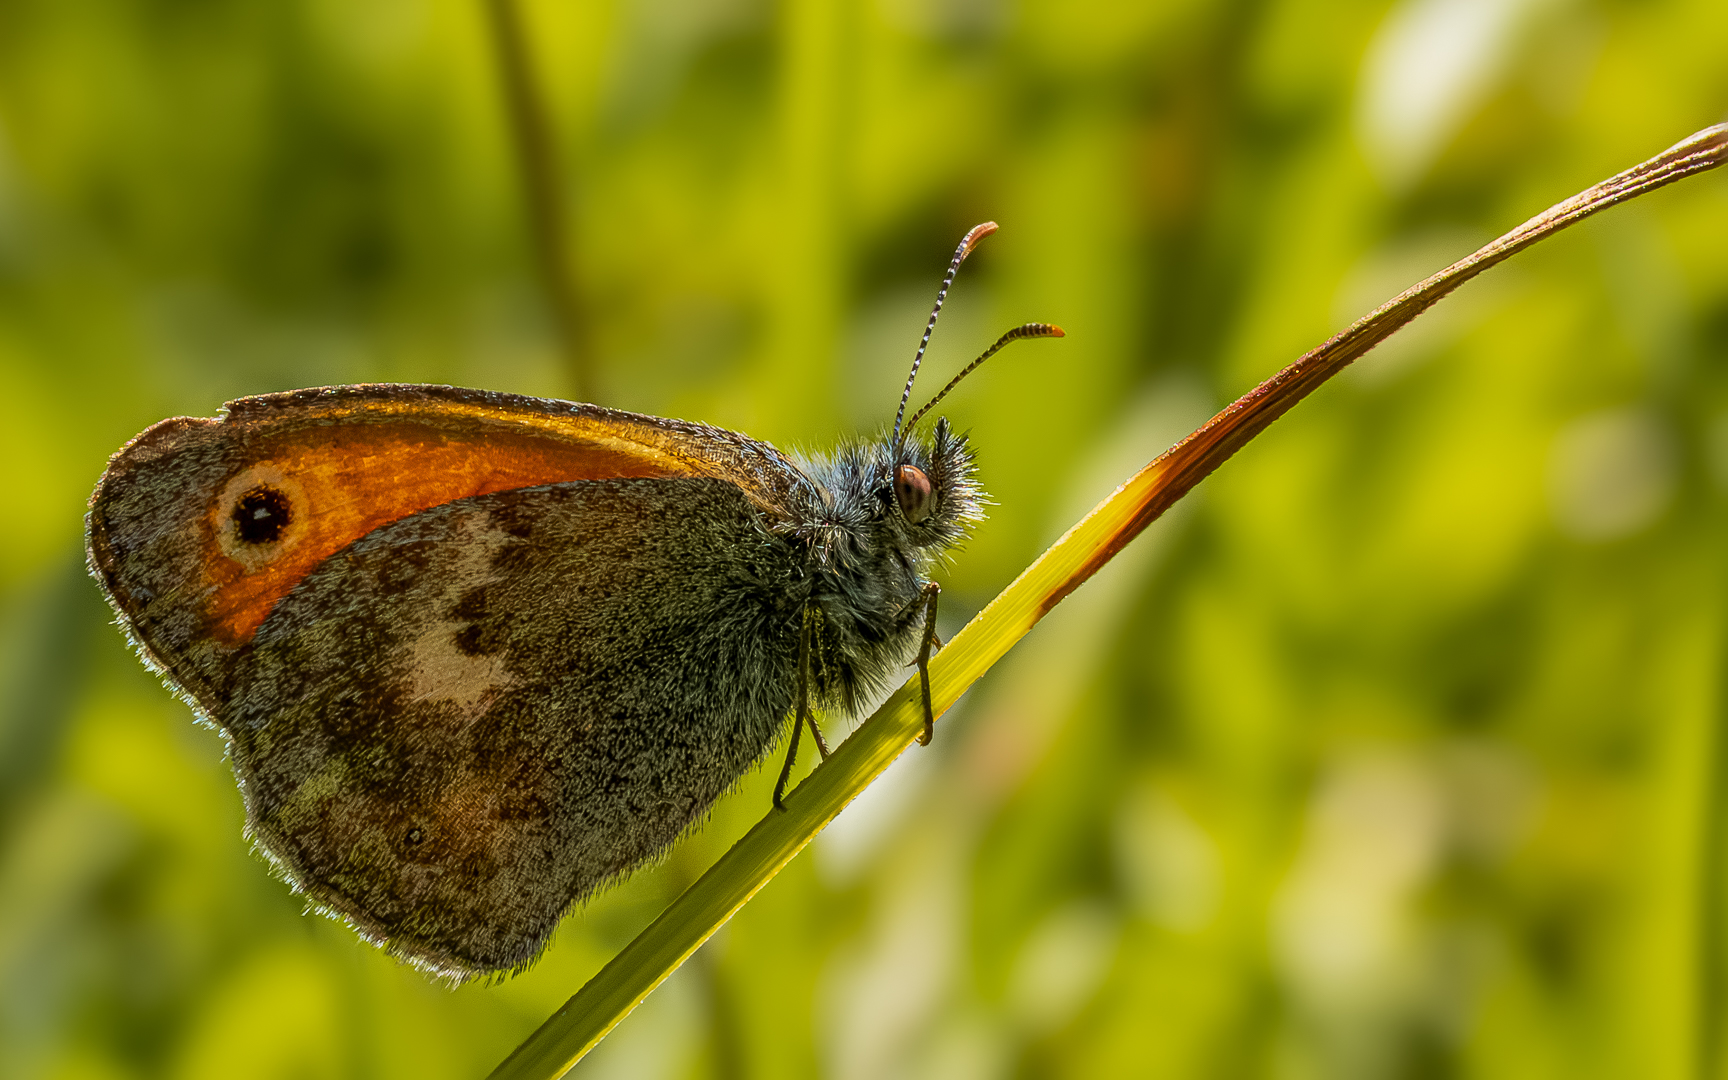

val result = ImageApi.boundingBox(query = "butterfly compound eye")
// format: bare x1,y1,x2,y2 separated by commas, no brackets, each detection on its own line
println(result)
894,465,935,524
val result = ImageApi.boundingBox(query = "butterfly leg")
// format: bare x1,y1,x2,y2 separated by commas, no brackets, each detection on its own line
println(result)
801,608,830,757
915,582,940,746
806,712,831,758
773,610,815,810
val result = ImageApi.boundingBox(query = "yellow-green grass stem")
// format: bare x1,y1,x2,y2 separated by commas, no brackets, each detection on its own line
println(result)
489,121,1728,1080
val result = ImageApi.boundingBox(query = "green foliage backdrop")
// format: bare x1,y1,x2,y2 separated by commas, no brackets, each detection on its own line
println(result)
2,0,1727,1077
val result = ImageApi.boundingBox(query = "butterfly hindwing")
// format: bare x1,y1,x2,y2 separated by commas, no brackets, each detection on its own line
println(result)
226,478,802,977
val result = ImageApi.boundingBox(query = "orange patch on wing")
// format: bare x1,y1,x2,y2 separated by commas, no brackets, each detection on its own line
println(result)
200,420,695,647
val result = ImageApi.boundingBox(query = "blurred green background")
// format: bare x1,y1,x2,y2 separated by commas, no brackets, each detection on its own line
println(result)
3,0,1728,1076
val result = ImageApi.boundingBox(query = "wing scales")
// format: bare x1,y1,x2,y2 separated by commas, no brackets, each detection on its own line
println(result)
224,478,799,976
86,385,808,705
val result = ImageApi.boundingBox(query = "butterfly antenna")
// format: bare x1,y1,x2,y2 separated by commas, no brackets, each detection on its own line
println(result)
904,322,1065,433
892,222,999,446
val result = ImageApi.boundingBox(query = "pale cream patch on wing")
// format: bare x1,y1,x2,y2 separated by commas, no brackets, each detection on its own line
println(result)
406,634,514,718
402,511,518,723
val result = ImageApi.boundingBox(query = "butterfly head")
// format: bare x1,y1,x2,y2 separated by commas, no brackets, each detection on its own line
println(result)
878,415,983,550
795,417,981,563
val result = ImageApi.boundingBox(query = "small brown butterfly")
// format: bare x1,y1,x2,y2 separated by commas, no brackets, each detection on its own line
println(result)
85,223,1061,980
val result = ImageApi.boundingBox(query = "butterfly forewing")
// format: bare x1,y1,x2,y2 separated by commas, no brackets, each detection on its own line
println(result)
86,385,807,713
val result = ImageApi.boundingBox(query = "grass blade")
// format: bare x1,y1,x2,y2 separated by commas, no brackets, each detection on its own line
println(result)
488,122,1728,1080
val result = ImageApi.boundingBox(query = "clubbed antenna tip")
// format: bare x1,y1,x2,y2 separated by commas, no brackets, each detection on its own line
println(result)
893,222,1000,445
903,322,1065,433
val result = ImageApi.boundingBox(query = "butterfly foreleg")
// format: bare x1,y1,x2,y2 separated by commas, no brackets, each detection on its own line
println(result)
795,607,832,758
913,582,940,746
773,607,823,810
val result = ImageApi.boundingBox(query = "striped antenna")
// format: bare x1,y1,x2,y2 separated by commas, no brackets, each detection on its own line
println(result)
904,322,1065,433
892,222,999,446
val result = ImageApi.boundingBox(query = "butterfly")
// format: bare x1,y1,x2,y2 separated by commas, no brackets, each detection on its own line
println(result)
84,222,1062,980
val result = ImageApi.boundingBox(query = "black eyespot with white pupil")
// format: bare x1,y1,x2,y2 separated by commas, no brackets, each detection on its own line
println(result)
232,485,291,545
894,465,935,524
